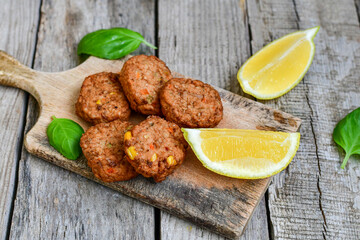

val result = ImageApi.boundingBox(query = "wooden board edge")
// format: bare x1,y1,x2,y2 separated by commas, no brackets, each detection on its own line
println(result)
239,177,272,238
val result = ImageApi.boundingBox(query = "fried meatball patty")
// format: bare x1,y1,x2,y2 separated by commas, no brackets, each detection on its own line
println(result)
76,72,131,124
159,78,223,128
80,120,138,182
124,116,187,182
119,55,172,115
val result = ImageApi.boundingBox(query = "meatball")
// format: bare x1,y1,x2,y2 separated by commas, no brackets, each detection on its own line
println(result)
80,120,138,182
159,78,223,128
124,116,187,182
76,72,131,124
119,55,172,115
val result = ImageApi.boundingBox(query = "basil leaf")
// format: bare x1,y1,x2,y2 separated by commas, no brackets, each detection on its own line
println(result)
333,107,360,169
77,28,157,60
47,116,84,160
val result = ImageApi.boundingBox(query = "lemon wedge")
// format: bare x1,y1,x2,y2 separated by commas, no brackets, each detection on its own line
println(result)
238,26,319,99
182,128,300,179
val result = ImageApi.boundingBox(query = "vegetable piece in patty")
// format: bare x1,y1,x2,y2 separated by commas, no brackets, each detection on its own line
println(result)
76,72,131,124
80,120,138,182
124,116,187,182
160,78,223,128
119,55,172,115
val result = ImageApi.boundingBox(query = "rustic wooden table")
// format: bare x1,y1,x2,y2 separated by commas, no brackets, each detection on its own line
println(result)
0,0,359,239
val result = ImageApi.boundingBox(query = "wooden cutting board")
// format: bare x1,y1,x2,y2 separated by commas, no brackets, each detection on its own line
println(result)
0,50,301,239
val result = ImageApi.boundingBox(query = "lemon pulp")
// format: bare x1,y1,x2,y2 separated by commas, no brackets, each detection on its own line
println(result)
238,27,319,99
183,128,300,179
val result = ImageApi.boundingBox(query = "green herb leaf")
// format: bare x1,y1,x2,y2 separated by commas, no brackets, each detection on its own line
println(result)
47,116,85,160
333,107,360,169
77,28,157,60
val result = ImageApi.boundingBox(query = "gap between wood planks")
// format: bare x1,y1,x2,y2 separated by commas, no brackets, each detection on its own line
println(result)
243,0,273,239
154,1,161,239
244,0,327,238
5,0,44,239
290,0,327,238
355,0,360,24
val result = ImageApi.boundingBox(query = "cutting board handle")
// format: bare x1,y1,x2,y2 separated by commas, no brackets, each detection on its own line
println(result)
0,50,40,99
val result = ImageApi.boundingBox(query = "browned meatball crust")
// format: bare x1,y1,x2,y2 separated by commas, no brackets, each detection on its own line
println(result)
124,116,187,182
80,120,138,182
159,78,223,128
119,55,172,115
76,72,131,124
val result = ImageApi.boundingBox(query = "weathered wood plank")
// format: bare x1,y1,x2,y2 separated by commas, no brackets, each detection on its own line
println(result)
294,0,360,238
246,1,326,238
0,1,40,239
247,0,360,239
158,0,249,94
9,0,156,239
158,0,269,239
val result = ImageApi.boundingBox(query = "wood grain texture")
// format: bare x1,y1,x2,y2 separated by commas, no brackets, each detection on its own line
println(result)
247,0,360,239
0,1,40,239
294,0,360,238
157,0,249,94
8,0,156,239
0,48,301,238
355,0,360,22
161,197,269,240
157,0,269,239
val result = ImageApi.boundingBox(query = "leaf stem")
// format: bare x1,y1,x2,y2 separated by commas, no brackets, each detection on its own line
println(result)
341,152,351,169
141,39,157,49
